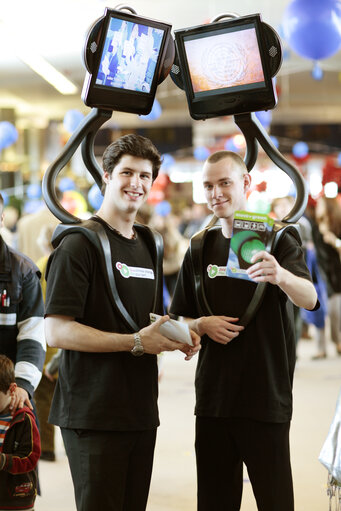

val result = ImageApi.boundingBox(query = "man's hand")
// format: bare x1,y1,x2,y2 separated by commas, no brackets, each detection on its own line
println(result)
180,329,201,361
247,250,283,285
194,316,244,345
247,250,318,309
10,387,32,413
139,315,196,356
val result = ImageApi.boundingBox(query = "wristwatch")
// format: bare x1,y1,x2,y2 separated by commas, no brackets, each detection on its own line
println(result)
131,332,144,357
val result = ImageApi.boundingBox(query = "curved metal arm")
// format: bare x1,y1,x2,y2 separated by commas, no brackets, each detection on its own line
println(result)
210,12,239,23
234,112,307,223
42,108,112,224
242,130,259,172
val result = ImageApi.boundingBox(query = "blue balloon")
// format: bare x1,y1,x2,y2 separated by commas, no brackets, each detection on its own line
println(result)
292,141,309,158
23,199,44,215
140,100,162,121
193,146,210,161
0,122,18,150
26,183,42,200
63,109,84,133
58,177,76,192
161,153,175,170
282,0,341,60
155,200,171,217
255,110,272,128
88,184,103,210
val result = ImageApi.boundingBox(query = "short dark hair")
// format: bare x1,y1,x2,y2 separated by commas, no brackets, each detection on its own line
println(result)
0,355,15,393
101,134,162,193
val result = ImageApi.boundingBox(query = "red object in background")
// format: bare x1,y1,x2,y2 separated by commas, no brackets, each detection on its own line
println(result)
307,195,317,208
275,83,281,98
323,157,341,186
147,172,170,205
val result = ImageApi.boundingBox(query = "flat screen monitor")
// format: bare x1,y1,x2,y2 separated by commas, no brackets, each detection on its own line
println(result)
82,8,172,114
174,14,279,120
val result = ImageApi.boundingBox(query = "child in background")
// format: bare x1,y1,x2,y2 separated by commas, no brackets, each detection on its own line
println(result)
0,355,41,510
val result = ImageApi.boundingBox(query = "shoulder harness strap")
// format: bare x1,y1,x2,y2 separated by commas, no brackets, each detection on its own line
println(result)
51,219,164,332
189,220,301,328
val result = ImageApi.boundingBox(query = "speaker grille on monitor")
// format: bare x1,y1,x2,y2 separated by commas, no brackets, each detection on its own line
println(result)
269,46,278,58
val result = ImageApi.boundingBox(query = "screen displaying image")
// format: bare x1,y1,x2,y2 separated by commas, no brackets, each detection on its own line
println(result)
184,26,265,94
95,17,165,93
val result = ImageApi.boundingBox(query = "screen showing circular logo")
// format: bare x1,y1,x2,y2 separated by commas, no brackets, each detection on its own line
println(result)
202,42,247,89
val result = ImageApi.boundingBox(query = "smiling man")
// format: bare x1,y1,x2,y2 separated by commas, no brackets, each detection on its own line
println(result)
44,134,200,511
170,150,318,511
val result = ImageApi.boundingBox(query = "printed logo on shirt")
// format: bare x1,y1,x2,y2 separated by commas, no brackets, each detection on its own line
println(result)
116,262,155,280
207,264,227,279
13,482,34,497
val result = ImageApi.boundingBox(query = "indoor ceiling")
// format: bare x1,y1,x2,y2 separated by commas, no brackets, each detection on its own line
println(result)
1,0,341,128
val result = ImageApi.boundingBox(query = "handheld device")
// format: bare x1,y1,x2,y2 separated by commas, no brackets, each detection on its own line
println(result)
82,7,174,114
171,13,282,120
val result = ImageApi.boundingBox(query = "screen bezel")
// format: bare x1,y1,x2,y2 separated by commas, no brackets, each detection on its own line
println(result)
174,14,277,119
82,8,171,114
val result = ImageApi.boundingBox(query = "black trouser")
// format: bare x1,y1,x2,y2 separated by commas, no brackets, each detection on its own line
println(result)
61,427,157,511
195,417,294,511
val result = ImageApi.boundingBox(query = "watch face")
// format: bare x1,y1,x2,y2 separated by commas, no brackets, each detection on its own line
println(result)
131,345,144,357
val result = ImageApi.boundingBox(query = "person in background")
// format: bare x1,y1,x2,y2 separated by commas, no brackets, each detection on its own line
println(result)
181,203,210,239
0,192,45,412
170,151,318,511
271,195,328,358
16,203,59,263
0,354,41,511
1,205,19,249
313,196,341,355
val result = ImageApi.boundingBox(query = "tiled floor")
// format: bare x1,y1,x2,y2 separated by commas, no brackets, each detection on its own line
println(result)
35,336,341,511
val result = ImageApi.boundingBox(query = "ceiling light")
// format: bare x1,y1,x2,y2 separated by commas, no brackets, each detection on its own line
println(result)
17,50,78,95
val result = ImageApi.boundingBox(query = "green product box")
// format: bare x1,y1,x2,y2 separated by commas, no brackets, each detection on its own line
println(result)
226,210,274,281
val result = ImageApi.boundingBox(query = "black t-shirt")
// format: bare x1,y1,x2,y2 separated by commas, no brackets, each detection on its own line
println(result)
170,228,313,423
45,220,160,431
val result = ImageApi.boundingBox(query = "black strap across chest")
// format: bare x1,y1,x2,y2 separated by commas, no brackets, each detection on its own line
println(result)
189,221,301,327
51,219,164,332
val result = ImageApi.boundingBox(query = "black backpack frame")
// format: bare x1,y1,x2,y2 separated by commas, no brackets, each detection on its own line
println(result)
50,219,164,333
188,220,302,327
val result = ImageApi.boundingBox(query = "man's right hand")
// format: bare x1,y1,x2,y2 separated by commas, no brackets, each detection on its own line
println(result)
139,315,191,354
193,316,244,345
